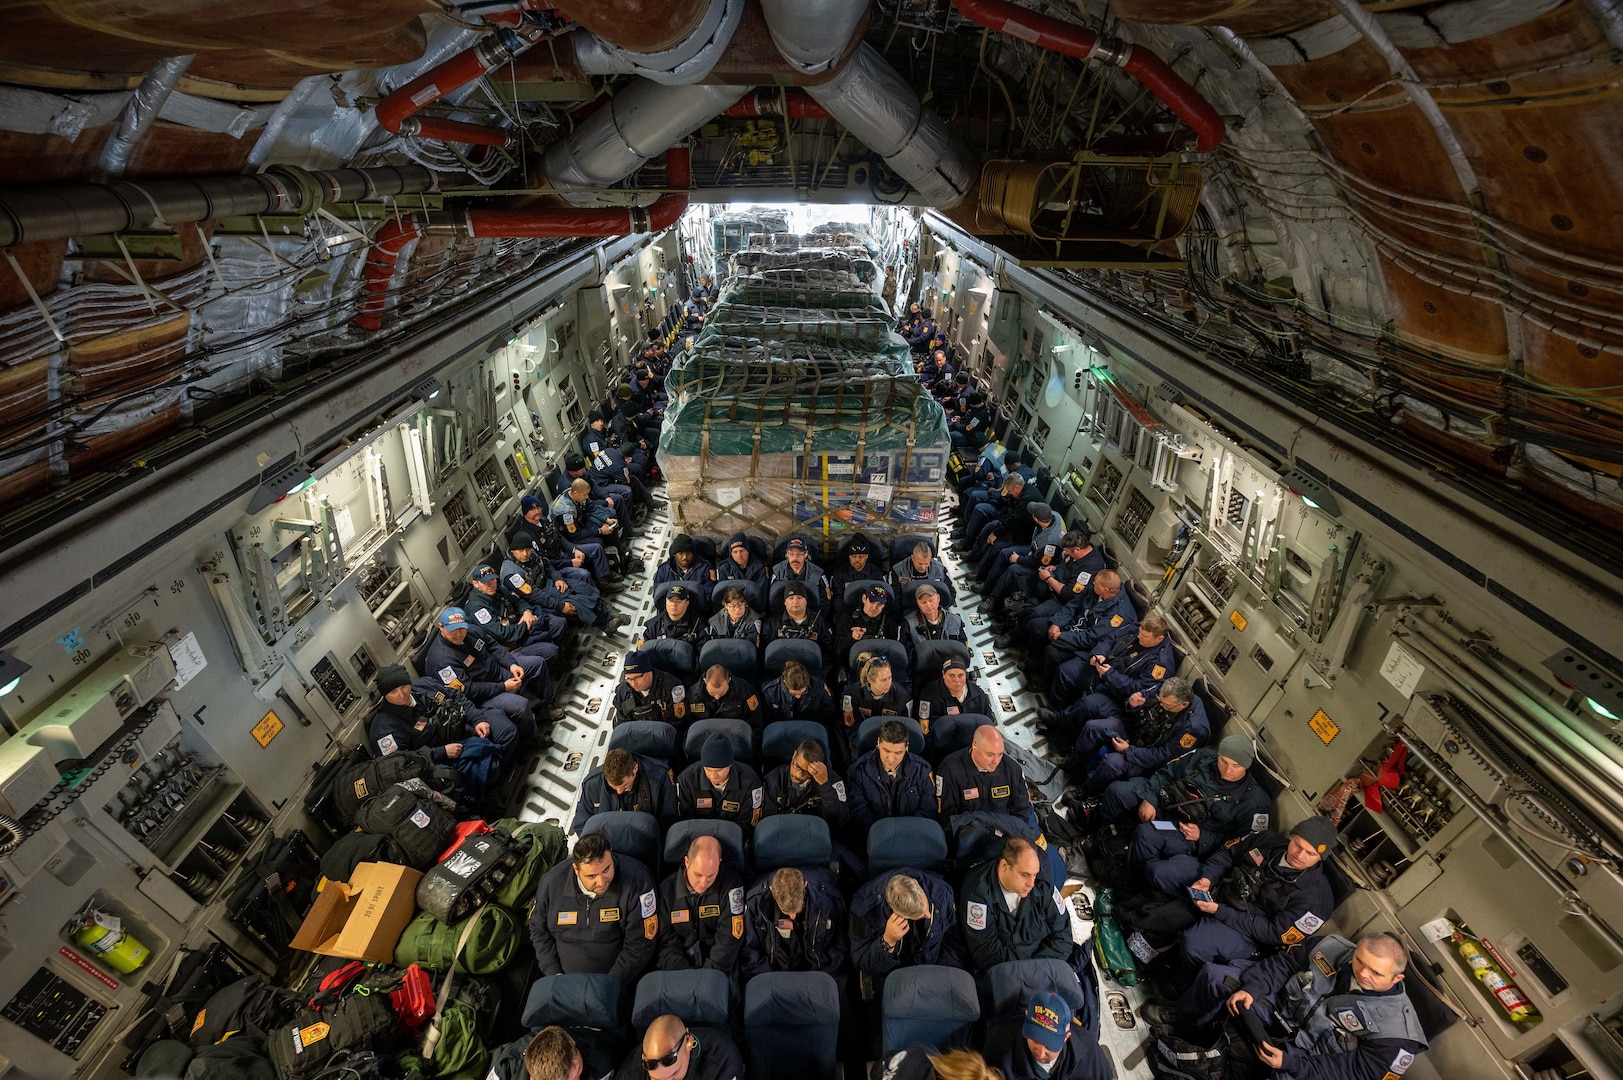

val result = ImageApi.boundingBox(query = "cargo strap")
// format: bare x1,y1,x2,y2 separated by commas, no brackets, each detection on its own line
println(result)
420,912,480,1063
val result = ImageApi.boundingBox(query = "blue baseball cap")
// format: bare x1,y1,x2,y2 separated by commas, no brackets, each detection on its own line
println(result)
1022,992,1071,1052
438,607,468,628
623,652,652,675
470,565,498,584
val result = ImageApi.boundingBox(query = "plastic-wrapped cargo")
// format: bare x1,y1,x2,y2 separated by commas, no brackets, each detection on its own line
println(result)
730,247,878,284
659,342,948,546
698,276,900,352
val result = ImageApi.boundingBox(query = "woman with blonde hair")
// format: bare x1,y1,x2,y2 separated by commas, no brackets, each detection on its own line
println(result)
840,652,912,751
876,1046,1003,1080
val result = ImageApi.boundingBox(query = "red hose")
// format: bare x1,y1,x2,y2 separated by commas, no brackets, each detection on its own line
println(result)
950,0,1224,152
722,90,832,120
353,218,420,331
375,31,533,146
464,146,691,237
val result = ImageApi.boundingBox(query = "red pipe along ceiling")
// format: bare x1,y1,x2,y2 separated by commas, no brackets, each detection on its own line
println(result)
353,218,421,332
374,27,541,146
722,89,832,120
950,0,1225,152
463,147,692,237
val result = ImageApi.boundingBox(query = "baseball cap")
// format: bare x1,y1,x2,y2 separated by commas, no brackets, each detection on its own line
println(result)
376,664,411,694
785,538,808,552
941,657,969,674
914,584,939,599
1029,501,1053,519
1022,992,1071,1053
1291,815,1339,853
1217,734,1255,768
864,586,890,603
701,734,734,769
667,584,693,602
470,564,498,584
623,652,652,675
438,607,468,628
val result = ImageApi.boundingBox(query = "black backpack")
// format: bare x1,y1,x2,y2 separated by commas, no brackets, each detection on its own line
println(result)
353,785,458,869
416,831,521,923
189,975,292,1047
320,831,409,886
1148,1022,1228,1080
332,751,445,827
224,833,322,958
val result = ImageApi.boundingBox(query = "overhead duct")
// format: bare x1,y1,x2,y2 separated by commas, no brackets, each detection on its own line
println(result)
353,219,421,332
801,43,979,208
757,0,872,76
722,89,831,119
565,0,747,84
540,81,747,200
949,0,1225,152
0,165,439,248
454,147,692,238
96,54,195,177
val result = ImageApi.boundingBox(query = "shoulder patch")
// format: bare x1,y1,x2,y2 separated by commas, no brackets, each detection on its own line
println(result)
671,683,685,702
746,695,759,711
1110,614,1124,627
934,774,944,797
1282,927,1304,945
1389,1050,1415,1076
1336,1009,1364,1032
1179,733,1196,748
966,901,988,931
1294,912,1324,934
1076,571,1092,587
752,787,763,809
729,887,744,915
1151,665,1167,679
832,780,846,802
640,890,657,919
377,734,398,756
1252,813,1271,831
473,608,492,624
1072,580,1085,593
507,573,525,588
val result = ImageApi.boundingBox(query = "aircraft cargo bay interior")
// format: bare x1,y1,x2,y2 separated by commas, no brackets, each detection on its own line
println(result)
0,4,1620,1080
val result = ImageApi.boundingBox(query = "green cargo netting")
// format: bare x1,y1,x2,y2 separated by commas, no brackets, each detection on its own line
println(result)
698,301,899,351
665,343,915,396
729,249,878,283
716,275,887,311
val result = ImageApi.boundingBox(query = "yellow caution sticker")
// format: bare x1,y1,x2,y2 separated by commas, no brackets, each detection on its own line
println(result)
1309,709,1340,746
1229,610,1247,631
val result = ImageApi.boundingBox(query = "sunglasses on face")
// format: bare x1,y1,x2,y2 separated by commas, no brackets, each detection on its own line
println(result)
643,1033,692,1072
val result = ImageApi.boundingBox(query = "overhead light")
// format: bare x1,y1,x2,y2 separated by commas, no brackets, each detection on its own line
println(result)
412,377,443,401
247,461,314,514
1586,697,1620,722
0,652,30,698
1279,466,1341,518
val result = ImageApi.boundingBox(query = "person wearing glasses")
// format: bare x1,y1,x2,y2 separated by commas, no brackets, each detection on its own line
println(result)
613,1015,741,1080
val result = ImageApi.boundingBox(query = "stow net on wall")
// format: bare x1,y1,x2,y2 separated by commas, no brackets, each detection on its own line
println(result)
660,268,947,548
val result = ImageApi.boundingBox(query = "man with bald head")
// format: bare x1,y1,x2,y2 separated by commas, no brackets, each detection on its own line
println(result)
935,725,1033,823
958,837,1072,973
613,1014,743,1080
656,835,745,973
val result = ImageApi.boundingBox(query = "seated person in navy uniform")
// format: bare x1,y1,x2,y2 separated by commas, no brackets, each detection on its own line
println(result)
611,651,687,727
834,584,902,666
848,719,937,831
761,659,836,727
841,652,912,740
653,533,713,610
770,538,829,611
825,533,880,602
989,525,1092,623
890,542,949,586
685,664,765,734
655,835,745,974
528,832,657,982
522,1026,618,1080
935,724,1032,824
1032,568,1136,685
902,585,968,663
613,1015,743,1080
981,501,1063,599
1186,933,1428,1080
676,735,764,836
367,664,504,763
639,584,708,649
571,747,678,834
957,837,1071,973
762,738,849,831
739,866,850,990
850,868,962,977
761,580,833,670
916,657,994,732
1082,735,1273,898
1115,815,1337,971
565,452,635,525
949,391,994,449
706,586,762,647
714,534,767,586
986,992,1112,1080
503,528,615,632
1071,674,1209,794
1046,613,1175,734
423,606,543,742
465,563,566,661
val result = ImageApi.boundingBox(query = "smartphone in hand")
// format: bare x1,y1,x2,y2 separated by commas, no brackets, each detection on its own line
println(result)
1188,887,1214,903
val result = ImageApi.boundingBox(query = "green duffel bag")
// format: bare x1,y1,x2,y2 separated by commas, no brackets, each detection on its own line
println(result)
400,1000,488,1080
393,906,518,975
488,819,567,911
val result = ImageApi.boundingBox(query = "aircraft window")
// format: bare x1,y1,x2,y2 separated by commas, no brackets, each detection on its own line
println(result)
1251,644,1274,672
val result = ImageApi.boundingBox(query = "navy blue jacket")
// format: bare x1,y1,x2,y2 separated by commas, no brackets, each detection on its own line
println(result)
1120,695,1210,773
846,748,937,831
571,753,678,834
762,763,850,830
957,856,1070,972
761,677,838,728
1093,632,1177,701
849,868,963,975
423,626,522,702
1049,586,1136,650
739,867,849,983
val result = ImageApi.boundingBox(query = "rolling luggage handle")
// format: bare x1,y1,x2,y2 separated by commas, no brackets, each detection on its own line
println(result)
420,912,480,1063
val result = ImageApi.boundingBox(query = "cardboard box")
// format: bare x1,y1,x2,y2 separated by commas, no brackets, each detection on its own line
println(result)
290,862,423,962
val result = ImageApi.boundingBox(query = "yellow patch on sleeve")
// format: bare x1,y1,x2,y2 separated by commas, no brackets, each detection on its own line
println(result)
643,915,658,940
1179,733,1197,748
1110,614,1123,627
1151,665,1167,679
1282,927,1304,945
733,915,744,939
746,695,760,711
